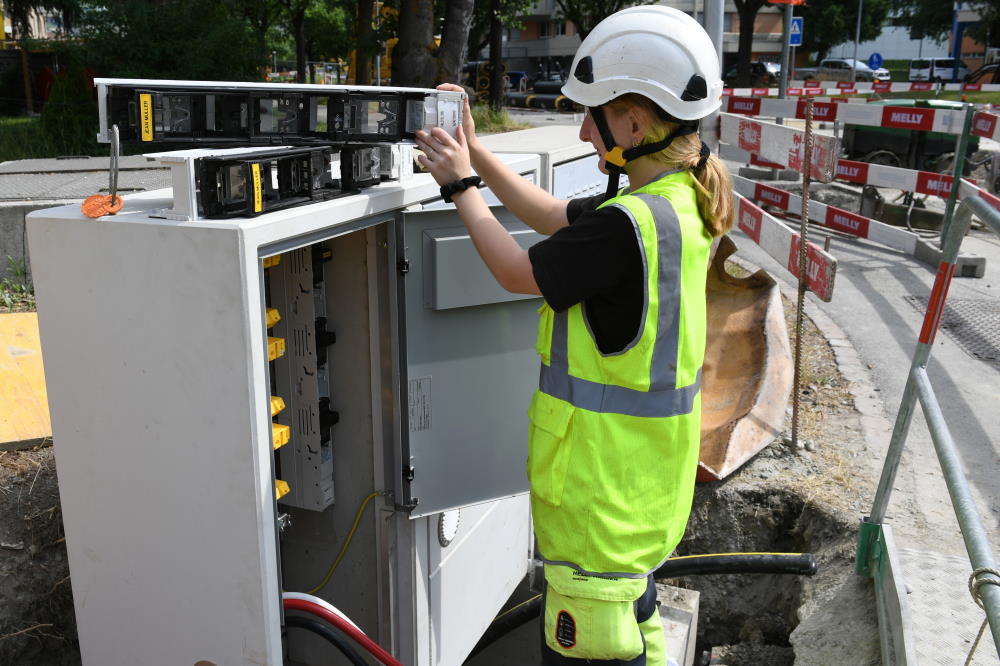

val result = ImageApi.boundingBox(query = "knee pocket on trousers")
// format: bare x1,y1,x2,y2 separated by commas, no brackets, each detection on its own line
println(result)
543,585,645,660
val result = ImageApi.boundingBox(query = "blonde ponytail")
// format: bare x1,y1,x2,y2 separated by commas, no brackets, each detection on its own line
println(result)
606,94,734,237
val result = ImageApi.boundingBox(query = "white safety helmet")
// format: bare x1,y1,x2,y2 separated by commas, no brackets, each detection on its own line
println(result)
561,5,722,121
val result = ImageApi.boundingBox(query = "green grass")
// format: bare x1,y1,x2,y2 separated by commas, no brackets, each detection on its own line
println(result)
0,115,101,161
884,59,910,85
0,116,51,161
1,256,35,312
471,105,533,134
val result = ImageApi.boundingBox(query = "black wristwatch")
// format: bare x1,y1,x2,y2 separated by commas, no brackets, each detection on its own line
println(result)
440,176,482,203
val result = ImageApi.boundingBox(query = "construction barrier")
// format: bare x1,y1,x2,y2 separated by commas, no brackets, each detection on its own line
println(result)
724,81,1000,97
959,177,1000,214
732,193,838,302
732,174,919,256
972,110,1000,143
720,113,839,182
724,96,967,134
718,108,839,301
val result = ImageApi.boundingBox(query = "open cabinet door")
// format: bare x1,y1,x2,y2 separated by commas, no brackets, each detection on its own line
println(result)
395,206,542,517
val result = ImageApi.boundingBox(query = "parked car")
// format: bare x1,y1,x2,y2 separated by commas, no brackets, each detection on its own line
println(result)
723,61,780,87
796,58,889,82
964,63,1000,84
909,58,970,82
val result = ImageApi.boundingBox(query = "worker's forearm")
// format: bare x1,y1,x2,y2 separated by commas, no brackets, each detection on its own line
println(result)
468,141,568,236
450,187,540,295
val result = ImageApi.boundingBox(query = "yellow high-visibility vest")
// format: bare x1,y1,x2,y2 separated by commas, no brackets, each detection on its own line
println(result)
528,169,712,578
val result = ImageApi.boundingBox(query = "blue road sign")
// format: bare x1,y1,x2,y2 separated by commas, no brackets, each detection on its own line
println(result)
789,17,803,47
868,52,883,70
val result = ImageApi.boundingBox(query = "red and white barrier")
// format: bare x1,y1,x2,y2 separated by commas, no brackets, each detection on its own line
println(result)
733,174,919,255
720,113,840,182
722,144,964,198
834,160,963,198
958,178,1000,215
944,82,1000,92
722,81,964,97
733,193,838,302
724,97,967,134
972,111,1000,143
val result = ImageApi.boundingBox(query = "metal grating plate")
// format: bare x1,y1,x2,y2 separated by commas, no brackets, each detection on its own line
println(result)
897,548,999,665
905,296,1000,365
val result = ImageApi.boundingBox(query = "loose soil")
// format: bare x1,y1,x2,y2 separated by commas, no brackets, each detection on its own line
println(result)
0,280,883,665
0,446,76,665
661,272,883,666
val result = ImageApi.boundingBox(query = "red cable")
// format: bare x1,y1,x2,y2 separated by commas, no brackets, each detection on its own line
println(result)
282,598,402,666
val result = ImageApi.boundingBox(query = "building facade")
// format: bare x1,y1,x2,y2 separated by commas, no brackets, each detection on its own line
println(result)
499,0,787,81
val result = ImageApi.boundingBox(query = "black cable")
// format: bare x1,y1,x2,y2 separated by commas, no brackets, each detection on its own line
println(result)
284,614,370,666
654,552,817,578
465,552,817,661
466,595,542,660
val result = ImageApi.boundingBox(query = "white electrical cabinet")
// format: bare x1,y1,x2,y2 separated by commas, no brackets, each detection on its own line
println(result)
28,128,610,666
28,147,542,665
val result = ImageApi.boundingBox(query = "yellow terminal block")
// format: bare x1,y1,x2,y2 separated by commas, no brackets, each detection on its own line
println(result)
265,308,281,329
263,255,281,269
272,423,290,450
270,396,286,417
275,479,290,500
268,336,286,361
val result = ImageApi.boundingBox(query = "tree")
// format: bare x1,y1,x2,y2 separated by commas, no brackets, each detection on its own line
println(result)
392,0,436,86
303,0,354,75
437,0,476,84
796,0,891,64
488,0,502,107
227,0,285,72
733,0,771,87
354,0,376,84
3,0,81,39
467,0,530,61
556,0,645,40
552,0,641,40
889,0,960,43
77,1,260,80
278,0,314,83
890,0,1000,49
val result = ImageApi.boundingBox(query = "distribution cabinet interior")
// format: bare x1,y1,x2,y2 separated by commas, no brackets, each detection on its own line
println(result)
27,129,614,666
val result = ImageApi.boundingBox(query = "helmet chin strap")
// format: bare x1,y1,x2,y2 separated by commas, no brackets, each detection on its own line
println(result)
589,105,699,201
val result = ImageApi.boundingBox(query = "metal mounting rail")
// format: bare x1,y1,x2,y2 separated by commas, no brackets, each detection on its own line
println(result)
94,78,463,146
855,193,1000,665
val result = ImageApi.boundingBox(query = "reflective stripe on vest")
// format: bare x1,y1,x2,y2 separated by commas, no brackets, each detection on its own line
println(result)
538,193,701,417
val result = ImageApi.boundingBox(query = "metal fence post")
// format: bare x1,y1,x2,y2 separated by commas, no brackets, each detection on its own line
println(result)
940,103,975,243
865,202,973,527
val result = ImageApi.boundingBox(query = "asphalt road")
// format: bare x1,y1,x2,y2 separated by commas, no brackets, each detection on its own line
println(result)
729,199,1000,555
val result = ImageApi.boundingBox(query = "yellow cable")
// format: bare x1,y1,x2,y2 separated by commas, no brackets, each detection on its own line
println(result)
666,551,806,560
308,491,382,595
493,594,543,622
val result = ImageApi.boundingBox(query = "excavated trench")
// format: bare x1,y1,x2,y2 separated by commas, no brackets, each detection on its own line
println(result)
662,484,852,666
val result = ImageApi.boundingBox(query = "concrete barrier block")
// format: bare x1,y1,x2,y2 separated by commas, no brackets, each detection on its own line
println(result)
0,201,69,282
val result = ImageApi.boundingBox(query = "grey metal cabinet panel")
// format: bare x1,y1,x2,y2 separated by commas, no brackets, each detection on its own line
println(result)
400,208,540,517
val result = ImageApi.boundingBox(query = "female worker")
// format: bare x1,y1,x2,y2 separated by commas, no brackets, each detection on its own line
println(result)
415,6,732,664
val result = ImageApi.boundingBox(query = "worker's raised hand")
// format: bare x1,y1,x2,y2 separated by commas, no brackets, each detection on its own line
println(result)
436,83,477,149
415,126,474,187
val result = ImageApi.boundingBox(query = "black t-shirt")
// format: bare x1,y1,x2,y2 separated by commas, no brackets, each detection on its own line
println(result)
527,194,644,354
